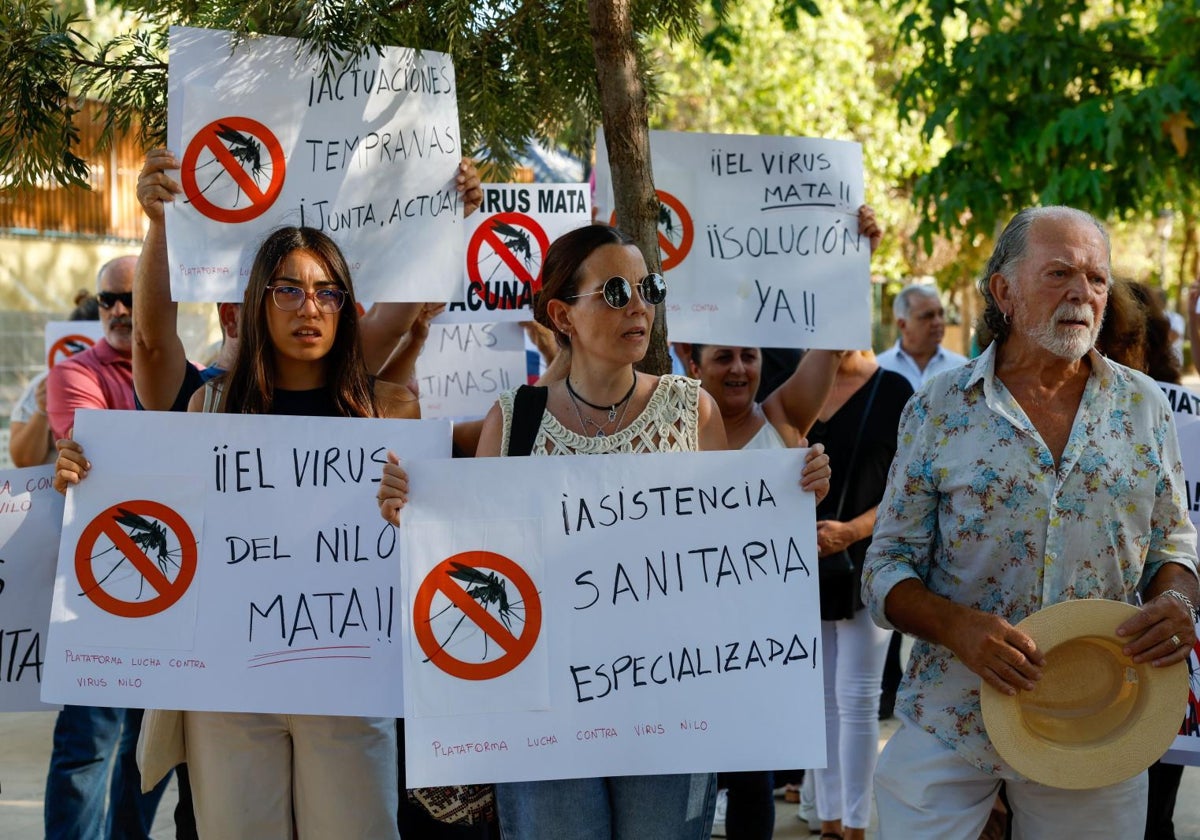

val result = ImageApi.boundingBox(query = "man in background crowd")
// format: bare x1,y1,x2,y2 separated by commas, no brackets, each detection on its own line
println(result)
44,255,170,839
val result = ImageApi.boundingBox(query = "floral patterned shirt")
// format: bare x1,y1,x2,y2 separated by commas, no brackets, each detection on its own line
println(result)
863,342,1199,776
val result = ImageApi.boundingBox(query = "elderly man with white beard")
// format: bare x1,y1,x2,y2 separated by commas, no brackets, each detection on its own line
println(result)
862,206,1200,838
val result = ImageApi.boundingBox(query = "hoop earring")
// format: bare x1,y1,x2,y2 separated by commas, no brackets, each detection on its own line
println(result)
1002,310,1012,326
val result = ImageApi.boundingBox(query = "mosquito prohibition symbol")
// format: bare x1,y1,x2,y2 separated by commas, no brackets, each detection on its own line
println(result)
181,117,287,224
466,213,551,309
609,189,694,271
74,500,198,619
413,550,542,681
47,335,95,368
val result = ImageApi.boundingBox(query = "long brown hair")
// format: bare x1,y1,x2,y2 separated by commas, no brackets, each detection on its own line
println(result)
221,226,376,417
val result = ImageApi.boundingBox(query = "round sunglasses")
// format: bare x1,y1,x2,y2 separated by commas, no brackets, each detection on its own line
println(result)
267,285,347,313
565,273,667,309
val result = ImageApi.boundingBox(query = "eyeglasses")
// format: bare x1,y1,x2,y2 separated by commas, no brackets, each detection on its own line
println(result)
97,292,133,310
565,274,667,309
266,285,347,313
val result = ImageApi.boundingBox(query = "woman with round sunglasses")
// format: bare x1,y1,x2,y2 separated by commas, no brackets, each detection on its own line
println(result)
429,223,829,839
154,226,409,838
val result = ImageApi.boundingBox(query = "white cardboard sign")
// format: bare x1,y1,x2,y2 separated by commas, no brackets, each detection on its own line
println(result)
594,129,869,350
44,321,106,369
438,183,591,324
401,449,825,785
1163,416,1200,765
417,322,529,419
1159,382,1200,430
0,466,61,711
41,410,451,716
166,26,464,303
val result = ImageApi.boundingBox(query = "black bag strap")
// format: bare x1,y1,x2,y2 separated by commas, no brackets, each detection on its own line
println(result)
507,385,548,457
834,368,883,521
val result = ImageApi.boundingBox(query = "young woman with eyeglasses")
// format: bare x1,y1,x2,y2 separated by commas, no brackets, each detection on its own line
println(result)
168,225,410,837
385,223,827,839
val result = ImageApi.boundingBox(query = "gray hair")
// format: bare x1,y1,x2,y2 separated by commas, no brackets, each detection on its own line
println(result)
977,206,1111,346
892,285,941,321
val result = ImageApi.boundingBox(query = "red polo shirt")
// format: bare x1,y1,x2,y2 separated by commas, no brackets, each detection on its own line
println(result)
46,338,134,439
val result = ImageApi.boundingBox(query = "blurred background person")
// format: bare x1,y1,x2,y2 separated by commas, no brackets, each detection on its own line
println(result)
9,290,98,467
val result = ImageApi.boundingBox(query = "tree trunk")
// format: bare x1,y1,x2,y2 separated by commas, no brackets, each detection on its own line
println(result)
588,0,670,376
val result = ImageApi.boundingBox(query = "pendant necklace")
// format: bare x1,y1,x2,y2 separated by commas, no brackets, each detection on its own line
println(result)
566,373,637,422
566,372,638,437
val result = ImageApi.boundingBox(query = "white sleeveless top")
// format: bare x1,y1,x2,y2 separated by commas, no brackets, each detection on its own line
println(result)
741,418,788,451
498,374,700,456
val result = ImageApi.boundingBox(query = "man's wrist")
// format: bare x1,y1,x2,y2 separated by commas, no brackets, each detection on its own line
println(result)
1161,588,1199,622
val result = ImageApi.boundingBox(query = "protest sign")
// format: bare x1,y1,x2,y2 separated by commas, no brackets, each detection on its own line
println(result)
439,183,590,323
401,448,825,785
1160,382,1200,430
166,26,463,303
418,322,528,419
0,466,61,711
44,321,105,369
1162,418,1200,766
42,410,450,716
594,129,869,349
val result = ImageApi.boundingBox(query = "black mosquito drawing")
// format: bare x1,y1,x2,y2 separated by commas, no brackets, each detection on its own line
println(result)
189,124,270,208
423,562,526,662
79,509,182,600
483,220,537,282
658,201,682,243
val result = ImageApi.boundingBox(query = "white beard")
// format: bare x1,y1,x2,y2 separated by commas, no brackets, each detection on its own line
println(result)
1017,300,1102,361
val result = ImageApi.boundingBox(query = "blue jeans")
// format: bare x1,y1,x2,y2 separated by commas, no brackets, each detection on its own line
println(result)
45,706,170,840
495,773,715,840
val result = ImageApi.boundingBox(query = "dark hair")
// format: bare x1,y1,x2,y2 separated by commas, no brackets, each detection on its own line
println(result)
221,226,375,417
1096,278,1147,373
534,224,636,347
978,206,1111,346
69,289,99,321
1127,281,1182,384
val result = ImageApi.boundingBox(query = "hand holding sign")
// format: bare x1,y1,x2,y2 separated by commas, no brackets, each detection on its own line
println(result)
138,149,184,224
377,451,408,526
53,438,91,495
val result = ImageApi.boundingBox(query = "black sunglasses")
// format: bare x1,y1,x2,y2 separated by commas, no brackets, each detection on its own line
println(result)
97,291,133,310
565,274,667,309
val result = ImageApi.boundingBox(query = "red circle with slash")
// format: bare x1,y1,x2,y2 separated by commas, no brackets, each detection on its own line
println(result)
48,334,95,368
609,189,694,271
413,550,542,680
74,500,198,618
466,213,551,308
181,117,287,223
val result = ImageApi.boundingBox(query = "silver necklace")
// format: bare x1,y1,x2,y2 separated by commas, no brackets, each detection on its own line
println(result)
567,374,637,438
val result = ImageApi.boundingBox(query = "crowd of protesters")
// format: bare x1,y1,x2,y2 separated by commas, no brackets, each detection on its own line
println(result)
6,139,1194,840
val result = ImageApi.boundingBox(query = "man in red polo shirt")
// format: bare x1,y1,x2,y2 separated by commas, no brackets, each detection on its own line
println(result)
44,254,169,839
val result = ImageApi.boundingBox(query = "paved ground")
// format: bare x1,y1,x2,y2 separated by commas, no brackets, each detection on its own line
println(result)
5,710,1200,838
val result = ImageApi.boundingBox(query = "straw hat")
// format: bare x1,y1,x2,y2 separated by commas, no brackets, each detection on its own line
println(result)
980,599,1188,790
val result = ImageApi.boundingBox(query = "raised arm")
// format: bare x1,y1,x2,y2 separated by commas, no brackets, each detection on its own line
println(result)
132,149,189,410
762,350,845,439
376,303,444,386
